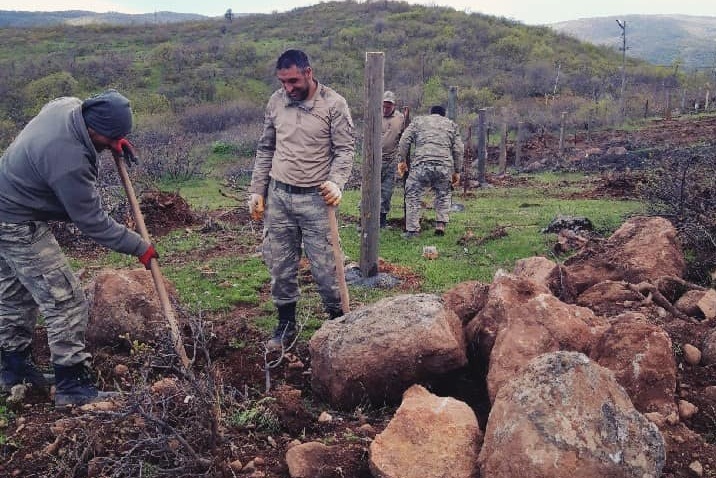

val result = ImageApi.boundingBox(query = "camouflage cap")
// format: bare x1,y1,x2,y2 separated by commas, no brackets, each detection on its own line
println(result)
383,91,396,103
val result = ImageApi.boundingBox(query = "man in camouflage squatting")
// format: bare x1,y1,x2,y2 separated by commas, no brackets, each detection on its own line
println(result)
247,49,355,351
397,105,463,238
379,90,404,228
0,90,158,406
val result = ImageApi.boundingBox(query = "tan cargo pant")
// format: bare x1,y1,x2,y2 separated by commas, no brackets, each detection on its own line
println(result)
0,221,90,366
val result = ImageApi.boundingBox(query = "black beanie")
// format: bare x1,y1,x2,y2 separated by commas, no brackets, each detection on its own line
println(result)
81,89,133,139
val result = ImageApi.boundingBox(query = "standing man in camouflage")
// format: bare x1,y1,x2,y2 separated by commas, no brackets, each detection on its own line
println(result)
247,49,355,351
379,91,404,229
398,105,463,238
0,90,158,405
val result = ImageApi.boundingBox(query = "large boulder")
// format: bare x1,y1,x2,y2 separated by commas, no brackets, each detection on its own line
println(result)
478,351,666,478
369,384,481,478
564,216,684,295
464,270,552,363
590,313,677,416
441,280,489,324
86,268,182,349
513,256,576,302
702,328,716,366
309,294,467,410
576,280,646,317
486,291,607,402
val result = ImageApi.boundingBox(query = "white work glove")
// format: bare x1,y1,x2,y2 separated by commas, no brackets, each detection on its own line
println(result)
248,193,264,221
319,181,342,206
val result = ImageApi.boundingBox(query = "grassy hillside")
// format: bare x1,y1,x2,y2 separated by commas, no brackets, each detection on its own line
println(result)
0,10,208,27
2,0,710,167
551,14,716,69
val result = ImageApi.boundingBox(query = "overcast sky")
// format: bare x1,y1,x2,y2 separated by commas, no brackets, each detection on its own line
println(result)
2,0,716,25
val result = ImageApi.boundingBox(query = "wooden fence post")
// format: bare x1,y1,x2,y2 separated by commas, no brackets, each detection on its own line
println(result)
558,111,567,157
359,51,383,278
498,107,507,175
447,86,457,121
514,121,523,169
665,89,672,120
475,109,487,185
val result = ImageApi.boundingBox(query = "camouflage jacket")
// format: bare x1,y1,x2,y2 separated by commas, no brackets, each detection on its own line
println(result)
398,113,463,172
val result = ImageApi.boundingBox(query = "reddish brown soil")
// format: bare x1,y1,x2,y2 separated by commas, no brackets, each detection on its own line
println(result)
2,117,716,478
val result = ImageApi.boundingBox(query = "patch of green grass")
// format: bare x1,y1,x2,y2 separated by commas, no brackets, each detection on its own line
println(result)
159,229,218,254
338,171,645,293
158,177,238,210
65,170,645,343
228,397,281,433
0,403,13,445
163,256,269,313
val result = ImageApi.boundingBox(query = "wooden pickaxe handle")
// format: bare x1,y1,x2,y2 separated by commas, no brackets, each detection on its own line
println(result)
113,156,192,371
328,206,350,314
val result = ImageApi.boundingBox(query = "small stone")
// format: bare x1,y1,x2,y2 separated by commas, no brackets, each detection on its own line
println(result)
318,411,333,423
266,436,277,447
644,412,666,428
229,459,243,472
679,400,698,420
7,384,27,404
242,460,256,473
80,401,117,412
689,460,703,476
683,344,702,365
704,386,716,401
287,360,305,370
253,457,265,466
666,412,680,425
113,364,129,376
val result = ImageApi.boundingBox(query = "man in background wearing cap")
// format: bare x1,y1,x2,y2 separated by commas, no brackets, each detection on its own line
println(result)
0,89,158,406
380,91,405,228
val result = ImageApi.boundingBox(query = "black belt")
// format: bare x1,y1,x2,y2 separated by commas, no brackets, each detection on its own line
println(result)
273,180,319,194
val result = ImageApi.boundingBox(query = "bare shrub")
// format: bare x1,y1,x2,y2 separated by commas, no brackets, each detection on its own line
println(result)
179,100,263,134
642,143,716,284
46,317,230,478
131,130,207,182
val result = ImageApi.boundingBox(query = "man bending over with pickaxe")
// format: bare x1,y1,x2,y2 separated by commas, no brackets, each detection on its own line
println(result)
0,90,157,406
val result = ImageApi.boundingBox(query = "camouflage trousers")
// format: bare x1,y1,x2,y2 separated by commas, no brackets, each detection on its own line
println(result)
262,181,341,311
0,221,90,366
380,153,399,214
404,162,452,232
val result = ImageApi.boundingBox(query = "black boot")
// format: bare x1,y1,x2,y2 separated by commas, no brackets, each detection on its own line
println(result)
1,347,53,393
53,362,116,406
266,303,297,351
380,213,387,229
327,308,344,320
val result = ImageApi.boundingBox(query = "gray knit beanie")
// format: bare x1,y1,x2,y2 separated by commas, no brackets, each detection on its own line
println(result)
81,89,133,139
